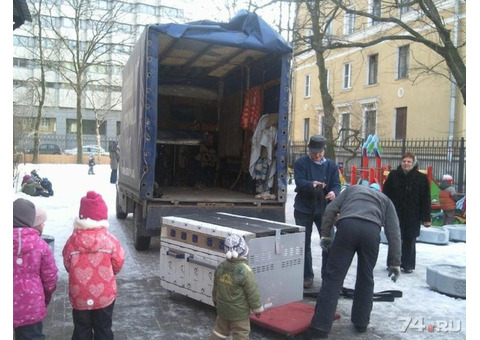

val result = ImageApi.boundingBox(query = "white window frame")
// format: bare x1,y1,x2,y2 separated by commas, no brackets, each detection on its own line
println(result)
303,118,310,142
342,63,352,90
343,6,355,35
397,0,412,16
370,0,382,26
358,100,378,138
304,74,311,98
318,114,325,136
367,53,378,85
325,69,330,91
340,112,351,143
323,21,333,44
397,45,410,79
305,29,313,49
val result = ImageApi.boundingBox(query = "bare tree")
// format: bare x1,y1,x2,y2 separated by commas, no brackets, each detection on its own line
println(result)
13,105,36,189
293,1,341,159
291,0,465,161
85,86,122,163
331,0,466,104
14,0,53,164
45,0,134,164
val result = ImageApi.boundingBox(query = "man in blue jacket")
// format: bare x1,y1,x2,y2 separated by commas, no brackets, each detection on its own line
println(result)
293,135,341,289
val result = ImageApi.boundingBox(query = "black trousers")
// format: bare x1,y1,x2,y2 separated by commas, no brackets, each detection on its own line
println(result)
14,321,44,340
400,236,416,270
294,210,330,280
72,301,115,340
110,169,118,184
386,234,416,270
310,219,380,333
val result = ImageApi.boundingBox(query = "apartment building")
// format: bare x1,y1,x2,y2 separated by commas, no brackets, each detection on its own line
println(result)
13,0,189,152
290,0,466,145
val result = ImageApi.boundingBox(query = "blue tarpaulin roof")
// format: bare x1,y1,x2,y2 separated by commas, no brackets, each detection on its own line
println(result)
152,9,292,55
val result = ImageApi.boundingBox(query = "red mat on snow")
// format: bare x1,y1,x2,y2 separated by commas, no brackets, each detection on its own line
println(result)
249,302,340,336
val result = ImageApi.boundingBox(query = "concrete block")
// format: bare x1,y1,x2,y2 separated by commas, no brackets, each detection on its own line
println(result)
417,226,449,245
426,264,466,298
444,224,466,242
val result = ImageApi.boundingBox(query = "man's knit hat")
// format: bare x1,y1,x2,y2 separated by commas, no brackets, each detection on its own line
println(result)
79,191,108,221
13,198,36,227
308,135,326,153
224,234,249,259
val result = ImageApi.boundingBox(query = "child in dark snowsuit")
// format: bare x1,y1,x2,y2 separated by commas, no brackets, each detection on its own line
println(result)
88,155,95,175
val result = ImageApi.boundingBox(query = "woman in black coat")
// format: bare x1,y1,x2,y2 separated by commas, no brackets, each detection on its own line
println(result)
383,152,431,273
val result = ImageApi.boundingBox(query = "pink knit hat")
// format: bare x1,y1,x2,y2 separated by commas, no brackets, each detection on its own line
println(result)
34,206,47,228
79,191,108,221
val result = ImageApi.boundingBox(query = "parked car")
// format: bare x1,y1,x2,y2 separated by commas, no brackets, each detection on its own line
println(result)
26,143,62,155
64,145,108,156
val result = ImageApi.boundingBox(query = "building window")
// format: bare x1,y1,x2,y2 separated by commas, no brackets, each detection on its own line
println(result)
160,6,183,19
397,45,410,79
342,63,352,90
371,0,382,26
397,0,412,16
13,35,35,47
364,110,377,138
325,69,330,90
62,17,75,28
368,54,378,85
319,114,325,136
340,113,351,142
323,21,333,44
304,118,310,142
304,74,311,98
395,107,407,139
67,119,106,135
39,118,56,133
344,7,355,35
305,29,313,49
137,4,156,15
13,58,29,68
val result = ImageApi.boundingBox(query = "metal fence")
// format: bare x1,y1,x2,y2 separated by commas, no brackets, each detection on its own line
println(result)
288,138,466,194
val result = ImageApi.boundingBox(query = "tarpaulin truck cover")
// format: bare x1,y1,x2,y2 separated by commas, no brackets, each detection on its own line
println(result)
120,10,292,199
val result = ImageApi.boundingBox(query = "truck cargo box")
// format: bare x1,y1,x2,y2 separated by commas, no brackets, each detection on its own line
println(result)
116,11,292,250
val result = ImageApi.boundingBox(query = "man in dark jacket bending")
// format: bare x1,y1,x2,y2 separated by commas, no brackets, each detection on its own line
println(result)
307,184,401,339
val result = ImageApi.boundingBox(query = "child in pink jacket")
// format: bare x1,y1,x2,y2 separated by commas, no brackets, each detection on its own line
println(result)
62,191,125,339
13,198,58,339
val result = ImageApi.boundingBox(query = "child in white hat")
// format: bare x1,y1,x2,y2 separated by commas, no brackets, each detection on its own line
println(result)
210,234,264,340
439,174,458,225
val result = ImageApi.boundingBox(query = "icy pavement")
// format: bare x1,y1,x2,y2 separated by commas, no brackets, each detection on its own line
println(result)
12,164,467,339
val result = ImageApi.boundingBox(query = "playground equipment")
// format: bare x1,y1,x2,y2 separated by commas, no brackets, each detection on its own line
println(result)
349,135,388,188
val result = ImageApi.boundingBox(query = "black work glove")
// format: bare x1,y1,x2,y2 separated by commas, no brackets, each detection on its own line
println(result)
388,266,401,282
320,237,332,252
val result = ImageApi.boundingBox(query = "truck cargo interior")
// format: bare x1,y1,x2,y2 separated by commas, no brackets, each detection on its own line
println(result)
153,32,286,203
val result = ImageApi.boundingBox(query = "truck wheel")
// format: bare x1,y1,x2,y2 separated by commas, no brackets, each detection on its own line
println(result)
116,192,128,219
134,202,151,251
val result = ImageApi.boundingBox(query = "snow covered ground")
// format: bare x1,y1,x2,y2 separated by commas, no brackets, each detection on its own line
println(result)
10,163,470,339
